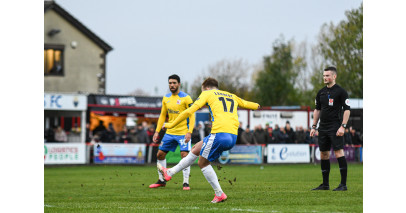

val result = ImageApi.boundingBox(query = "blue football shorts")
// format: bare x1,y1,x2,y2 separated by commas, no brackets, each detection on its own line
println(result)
159,134,191,152
200,133,237,162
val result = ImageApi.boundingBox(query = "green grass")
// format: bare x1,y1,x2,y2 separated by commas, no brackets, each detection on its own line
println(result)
44,163,363,212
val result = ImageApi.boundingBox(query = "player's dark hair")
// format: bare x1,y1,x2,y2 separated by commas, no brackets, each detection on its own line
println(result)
324,66,337,75
202,77,219,89
168,74,181,83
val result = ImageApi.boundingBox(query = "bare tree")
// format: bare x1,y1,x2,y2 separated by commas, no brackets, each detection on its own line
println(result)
190,58,254,100
128,88,150,96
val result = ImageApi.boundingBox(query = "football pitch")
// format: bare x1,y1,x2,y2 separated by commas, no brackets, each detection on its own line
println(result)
44,163,363,212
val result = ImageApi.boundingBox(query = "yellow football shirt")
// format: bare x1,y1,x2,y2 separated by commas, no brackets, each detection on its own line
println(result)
166,89,259,135
155,91,195,135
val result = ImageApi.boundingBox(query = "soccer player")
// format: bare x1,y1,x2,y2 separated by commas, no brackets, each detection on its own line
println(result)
158,77,260,203
149,74,195,190
310,66,351,191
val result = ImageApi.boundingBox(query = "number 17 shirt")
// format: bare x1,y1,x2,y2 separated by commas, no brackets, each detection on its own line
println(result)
191,89,259,135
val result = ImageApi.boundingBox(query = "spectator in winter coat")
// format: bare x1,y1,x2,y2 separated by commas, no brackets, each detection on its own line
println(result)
241,125,255,145
54,126,67,142
236,122,244,145
253,125,268,144
344,128,352,146
147,125,155,144
295,126,306,144
304,128,314,144
93,120,107,137
266,127,274,144
135,124,150,143
350,128,363,162
118,126,132,143
272,124,282,143
285,122,296,143
278,127,289,143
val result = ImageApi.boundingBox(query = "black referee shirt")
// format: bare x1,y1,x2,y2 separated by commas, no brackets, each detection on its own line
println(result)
315,84,350,132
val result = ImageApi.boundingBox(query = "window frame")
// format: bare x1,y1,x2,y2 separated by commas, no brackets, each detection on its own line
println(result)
44,44,65,76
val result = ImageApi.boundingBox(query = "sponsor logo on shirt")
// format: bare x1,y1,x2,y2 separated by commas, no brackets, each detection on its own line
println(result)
329,99,334,106
168,109,180,114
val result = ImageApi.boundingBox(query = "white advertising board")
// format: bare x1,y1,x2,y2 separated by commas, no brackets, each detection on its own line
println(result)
44,143,86,164
267,144,310,163
250,110,310,130
44,93,87,111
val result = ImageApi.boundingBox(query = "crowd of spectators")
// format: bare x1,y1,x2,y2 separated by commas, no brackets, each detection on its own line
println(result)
187,120,363,147
88,120,152,144
234,121,363,147
46,119,363,148
86,119,363,147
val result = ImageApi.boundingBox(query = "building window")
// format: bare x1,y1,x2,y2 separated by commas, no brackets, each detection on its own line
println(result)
44,45,64,76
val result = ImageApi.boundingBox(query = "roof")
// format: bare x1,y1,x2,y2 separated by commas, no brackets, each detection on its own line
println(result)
44,1,113,53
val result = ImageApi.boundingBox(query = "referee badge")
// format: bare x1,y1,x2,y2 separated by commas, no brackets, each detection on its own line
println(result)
329,98,334,106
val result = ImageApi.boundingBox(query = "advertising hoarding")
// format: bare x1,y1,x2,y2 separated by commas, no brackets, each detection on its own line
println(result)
312,145,361,163
267,144,310,163
94,143,146,164
44,143,86,164
218,145,263,164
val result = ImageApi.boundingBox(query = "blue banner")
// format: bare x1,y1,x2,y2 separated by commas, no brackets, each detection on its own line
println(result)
218,145,263,164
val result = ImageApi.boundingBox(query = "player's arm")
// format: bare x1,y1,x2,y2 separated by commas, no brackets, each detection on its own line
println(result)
165,104,200,129
185,97,196,143
165,93,207,129
153,99,167,142
234,95,260,110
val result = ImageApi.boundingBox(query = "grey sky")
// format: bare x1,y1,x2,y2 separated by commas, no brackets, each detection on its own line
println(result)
56,0,363,96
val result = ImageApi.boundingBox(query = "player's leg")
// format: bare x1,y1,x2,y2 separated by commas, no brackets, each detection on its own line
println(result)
149,134,177,188
312,131,331,190
199,156,226,203
159,141,202,180
179,136,192,190
332,136,347,191
199,133,236,203
157,150,168,179
149,150,168,188
180,151,191,190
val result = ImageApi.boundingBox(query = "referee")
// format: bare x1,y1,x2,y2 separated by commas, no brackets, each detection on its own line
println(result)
310,66,351,191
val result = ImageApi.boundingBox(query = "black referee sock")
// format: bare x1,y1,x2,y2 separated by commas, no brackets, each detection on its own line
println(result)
337,156,348,185
321,160,330,186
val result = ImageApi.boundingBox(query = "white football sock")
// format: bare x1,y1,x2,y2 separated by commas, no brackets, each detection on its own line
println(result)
157,159,166,181
168,152,198,177
201,165,223,196
183,166,190,184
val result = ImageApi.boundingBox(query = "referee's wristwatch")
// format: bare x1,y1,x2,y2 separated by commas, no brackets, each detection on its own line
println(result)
311,124,317,130
341,124,347,128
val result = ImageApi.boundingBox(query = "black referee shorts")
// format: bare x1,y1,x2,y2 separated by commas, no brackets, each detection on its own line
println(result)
318,131,344,151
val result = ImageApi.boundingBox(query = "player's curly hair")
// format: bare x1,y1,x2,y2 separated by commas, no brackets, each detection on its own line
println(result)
202,77,218,89
168,74,180,83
